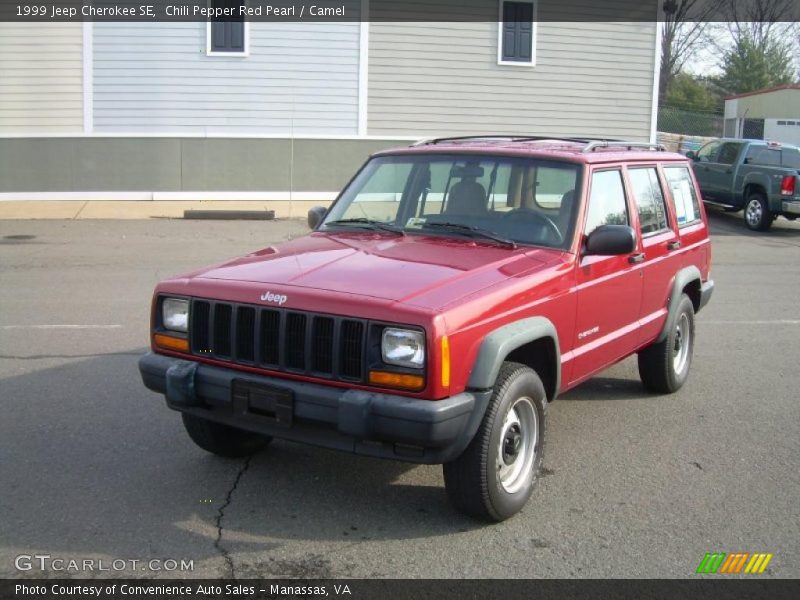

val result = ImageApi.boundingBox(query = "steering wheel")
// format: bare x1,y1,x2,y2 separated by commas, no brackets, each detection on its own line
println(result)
501,207,563,244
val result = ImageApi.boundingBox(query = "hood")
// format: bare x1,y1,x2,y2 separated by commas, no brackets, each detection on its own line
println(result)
186,232,562,309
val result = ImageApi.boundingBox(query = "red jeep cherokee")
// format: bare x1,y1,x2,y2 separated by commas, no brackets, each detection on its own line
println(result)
139,137,714,521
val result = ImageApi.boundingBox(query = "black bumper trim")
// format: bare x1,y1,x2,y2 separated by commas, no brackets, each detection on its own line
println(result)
699,280,714,312
138,352,489,464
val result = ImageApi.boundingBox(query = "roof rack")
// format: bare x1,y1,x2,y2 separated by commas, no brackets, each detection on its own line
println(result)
412,135,624,146
583,141,667,153
412,135,666,153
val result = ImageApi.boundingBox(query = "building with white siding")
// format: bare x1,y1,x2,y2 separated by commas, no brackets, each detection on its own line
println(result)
724,84,800,145
0,0,661,207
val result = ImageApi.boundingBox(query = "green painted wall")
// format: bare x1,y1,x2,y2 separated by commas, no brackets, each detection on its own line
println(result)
0,138,411,193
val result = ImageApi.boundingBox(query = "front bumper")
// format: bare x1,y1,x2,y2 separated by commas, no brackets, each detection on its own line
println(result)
138,352,490,464
782,200,800,216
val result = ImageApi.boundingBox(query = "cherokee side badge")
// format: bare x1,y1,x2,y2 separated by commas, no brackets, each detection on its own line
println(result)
260,291,288,306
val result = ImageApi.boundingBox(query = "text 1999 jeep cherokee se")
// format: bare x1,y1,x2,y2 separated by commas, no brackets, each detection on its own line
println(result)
139,136,714,521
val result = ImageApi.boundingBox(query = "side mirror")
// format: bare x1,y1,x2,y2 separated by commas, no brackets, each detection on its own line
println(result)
686,150,697,160
585,225,637,256
307,206,327,230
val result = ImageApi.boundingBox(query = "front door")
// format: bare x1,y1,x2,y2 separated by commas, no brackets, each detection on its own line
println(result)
695,141,743,206
570,168,643,385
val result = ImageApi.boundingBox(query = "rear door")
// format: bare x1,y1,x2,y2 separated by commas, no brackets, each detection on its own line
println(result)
625,165,681,345
570,167,643,385
663,164,710,279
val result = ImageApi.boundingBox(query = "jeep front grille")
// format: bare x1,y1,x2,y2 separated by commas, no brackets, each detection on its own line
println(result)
189,299,366,382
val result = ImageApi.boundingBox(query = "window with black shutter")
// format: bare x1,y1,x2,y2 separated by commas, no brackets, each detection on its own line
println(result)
500,1,535,64
209,0,247,55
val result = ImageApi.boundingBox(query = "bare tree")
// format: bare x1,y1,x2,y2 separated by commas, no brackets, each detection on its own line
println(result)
660,1,723,106
722,0,800,48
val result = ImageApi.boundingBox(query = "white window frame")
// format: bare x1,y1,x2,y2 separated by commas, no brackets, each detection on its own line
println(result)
206,19,250,57
497,0,537,67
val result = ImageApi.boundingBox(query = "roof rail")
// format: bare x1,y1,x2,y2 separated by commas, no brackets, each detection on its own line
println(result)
583,141,667,153
412,135,623,146
410,136,667,153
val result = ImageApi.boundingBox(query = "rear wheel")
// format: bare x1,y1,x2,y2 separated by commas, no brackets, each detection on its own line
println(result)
744,192,773,231
638,294,695,394
182,413,271,458
443,362,546,522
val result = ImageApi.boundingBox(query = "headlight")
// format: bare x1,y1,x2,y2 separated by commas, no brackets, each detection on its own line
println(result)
381,328,425,368
162,298,189,332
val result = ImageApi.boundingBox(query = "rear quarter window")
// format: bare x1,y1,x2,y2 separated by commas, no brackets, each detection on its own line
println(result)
782,148,800,170
663,166,702,227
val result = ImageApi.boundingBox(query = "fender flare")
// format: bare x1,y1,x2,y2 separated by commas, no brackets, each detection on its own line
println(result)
657,265,701,343
466,316,561,394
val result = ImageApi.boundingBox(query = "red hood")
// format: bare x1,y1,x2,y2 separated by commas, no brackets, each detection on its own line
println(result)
183,232,562,310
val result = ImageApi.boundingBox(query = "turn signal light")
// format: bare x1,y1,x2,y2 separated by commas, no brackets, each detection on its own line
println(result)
440,336,451,388
154,333,189,353
368,370,424,391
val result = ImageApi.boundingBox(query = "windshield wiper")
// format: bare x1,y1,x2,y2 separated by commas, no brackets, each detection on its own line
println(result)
324,218,405,235
422,222,517,249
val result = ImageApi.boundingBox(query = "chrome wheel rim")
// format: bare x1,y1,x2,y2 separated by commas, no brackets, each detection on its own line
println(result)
746,199,762,227
497,397,538,494
673,313,691,374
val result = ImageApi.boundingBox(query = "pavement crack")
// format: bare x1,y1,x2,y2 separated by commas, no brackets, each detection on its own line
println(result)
214,453,254,578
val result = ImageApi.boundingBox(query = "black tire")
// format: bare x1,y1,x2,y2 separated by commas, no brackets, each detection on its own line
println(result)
181,413,271,458
443,362,547,522
638,294,695,394
743,192,773,231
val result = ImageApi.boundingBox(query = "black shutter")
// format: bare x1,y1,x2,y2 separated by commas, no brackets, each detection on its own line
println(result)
502,2,534,63
211,0,245,53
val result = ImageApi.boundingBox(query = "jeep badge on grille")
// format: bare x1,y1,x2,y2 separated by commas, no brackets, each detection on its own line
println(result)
260,291,288,305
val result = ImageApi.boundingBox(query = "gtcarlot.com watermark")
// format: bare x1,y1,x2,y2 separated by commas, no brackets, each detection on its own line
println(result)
14,554,194,573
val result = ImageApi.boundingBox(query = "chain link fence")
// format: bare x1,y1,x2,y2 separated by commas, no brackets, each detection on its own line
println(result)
657,106,724,137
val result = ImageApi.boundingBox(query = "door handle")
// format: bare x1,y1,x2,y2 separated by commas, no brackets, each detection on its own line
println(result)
667,240,682,251
725,169,732,174
628,253,645,264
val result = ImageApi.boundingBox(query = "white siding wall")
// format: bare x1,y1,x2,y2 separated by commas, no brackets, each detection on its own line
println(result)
93,21,361,134
368,20,658,140
0,23,83,133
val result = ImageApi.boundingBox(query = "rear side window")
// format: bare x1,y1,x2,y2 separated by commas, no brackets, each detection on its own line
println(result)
629,168,669,235
584,170,628,236
664,166,702,227
746,145,781,167
782,148,800,170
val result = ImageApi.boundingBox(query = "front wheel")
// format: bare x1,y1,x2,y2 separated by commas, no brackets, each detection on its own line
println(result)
443,362,547,522
638,294,695,394
744,193,773,231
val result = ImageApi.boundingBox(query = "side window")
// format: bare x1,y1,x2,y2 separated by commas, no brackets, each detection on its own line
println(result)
716,142,742,165
781,148,800,170
499,1,535,64
338,162,412,222
696,141,721,163
208,0,247,55
584,170,628,236
629,168,669,235
746,146,781,166
664,166,702,227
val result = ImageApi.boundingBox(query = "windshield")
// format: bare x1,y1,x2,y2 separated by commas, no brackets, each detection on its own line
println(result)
321,154,582,249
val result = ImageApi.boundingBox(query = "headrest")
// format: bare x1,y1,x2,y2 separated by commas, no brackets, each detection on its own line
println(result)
451,164,484,179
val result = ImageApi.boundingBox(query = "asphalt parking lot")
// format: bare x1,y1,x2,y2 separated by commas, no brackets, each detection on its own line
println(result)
1,210,798,579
